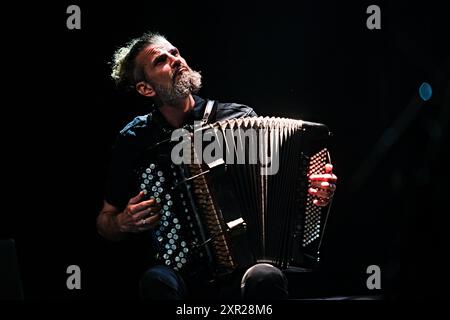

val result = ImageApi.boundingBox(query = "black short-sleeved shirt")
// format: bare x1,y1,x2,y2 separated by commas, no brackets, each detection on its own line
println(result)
103,95,256,274
105,95,256,211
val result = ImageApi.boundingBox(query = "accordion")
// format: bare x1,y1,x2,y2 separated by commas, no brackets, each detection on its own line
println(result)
135,117,332,279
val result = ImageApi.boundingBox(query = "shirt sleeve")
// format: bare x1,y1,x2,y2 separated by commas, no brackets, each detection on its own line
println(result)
246,108,258,117
104,133,139,210
104,116,150,209
215,102,258,121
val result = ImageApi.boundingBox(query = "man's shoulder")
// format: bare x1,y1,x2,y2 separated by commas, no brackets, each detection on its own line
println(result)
215,100,257,121
119,114,152,137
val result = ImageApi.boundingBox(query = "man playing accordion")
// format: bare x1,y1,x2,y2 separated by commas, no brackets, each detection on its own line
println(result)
97,32,337,300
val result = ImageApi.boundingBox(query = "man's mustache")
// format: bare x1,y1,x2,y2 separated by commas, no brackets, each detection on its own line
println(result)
172,66,188,81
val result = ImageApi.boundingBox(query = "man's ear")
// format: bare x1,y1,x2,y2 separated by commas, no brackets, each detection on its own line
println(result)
136,81,156,97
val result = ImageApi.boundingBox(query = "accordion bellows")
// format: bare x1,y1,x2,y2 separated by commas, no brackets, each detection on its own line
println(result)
136,117,332,279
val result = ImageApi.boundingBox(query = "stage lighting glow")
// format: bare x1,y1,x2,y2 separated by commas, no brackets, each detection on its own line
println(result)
419,82,432,101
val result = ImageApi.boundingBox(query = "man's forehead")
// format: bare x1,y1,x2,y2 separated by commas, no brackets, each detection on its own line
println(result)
142,40,175,59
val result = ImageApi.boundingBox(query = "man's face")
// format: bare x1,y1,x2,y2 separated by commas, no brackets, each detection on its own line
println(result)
135,39,202,103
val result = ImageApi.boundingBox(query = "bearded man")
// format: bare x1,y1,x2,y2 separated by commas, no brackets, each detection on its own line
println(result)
97,32,337,300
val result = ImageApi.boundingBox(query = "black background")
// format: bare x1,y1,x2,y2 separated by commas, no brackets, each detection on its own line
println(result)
2,1,449,299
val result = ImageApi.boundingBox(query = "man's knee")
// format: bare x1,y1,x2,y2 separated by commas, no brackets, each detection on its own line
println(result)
241,263,288,300
139,265,186,300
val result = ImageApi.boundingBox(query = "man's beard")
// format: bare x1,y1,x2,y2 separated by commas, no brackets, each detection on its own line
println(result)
151,69,202,105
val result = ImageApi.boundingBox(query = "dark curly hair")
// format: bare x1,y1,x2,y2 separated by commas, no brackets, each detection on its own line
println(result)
111,32,167,91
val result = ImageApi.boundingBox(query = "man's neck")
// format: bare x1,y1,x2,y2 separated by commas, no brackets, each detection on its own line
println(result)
158,95,195,128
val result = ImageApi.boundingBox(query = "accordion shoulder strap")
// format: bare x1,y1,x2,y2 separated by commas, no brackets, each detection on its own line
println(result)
201,100,215,126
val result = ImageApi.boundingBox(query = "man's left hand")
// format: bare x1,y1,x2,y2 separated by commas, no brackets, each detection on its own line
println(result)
308,163,337,207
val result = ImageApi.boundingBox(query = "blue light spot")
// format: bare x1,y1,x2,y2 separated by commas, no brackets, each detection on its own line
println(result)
419,82,432,101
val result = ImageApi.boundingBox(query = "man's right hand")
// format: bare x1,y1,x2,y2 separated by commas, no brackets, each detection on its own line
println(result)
116,191,162,233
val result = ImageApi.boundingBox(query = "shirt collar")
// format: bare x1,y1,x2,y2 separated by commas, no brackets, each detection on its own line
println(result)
151,95,206,130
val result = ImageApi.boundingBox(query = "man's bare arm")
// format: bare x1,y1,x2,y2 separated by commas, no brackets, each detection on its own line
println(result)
97,201,128,241
96,192,162,241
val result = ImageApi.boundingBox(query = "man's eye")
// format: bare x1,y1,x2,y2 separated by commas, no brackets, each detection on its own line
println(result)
155,57,165,65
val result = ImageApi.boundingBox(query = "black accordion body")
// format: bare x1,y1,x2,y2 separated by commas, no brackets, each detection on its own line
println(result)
135,117,332,279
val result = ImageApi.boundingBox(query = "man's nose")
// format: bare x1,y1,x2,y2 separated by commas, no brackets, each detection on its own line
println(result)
169,54,182,68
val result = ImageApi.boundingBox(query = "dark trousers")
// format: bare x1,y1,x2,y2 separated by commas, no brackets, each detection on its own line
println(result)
139,263,288,300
